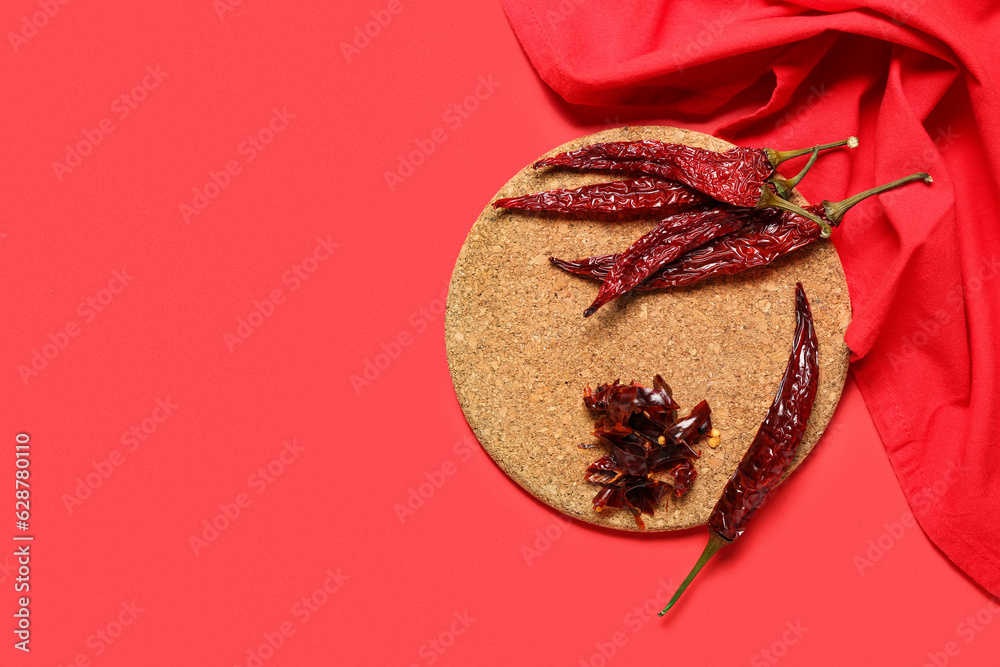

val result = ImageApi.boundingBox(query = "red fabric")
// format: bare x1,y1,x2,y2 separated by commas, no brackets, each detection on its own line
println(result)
501,0,1000,595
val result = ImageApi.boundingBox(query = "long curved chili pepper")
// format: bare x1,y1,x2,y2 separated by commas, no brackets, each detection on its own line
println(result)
582,206,765,317
492,177,711,219
658,282,818,616
530,143,821,204
535,139,854,230
551,209,799,288
552,173,932,290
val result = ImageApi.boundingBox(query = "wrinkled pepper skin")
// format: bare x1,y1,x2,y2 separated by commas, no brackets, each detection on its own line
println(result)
658,284,820,617
551,205,825,290
493,177,710,218
708,282,819,541
535,142,777,208
582,206,766,316
552,173,932,295
582,377,711,530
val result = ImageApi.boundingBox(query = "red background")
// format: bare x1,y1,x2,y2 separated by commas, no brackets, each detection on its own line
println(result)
2,0,998,665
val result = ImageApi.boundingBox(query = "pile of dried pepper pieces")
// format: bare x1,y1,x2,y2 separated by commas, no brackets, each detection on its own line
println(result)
493,136,931,317
490,133,933,615
581,376,715,530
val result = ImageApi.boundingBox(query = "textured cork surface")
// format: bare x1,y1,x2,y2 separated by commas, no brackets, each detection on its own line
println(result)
445,126,851,532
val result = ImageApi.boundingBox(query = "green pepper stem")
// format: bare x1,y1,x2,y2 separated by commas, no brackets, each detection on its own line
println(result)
659,532,729,617
757,188,833,239
771,146,819,199
766,136,858,167
822,172,932,225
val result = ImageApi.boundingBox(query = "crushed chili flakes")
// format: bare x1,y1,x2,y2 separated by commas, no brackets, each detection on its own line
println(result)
581,375,711,530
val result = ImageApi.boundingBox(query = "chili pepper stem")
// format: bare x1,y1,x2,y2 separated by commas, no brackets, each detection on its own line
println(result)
771,146,820,199
659,532,729,616
822,172,932,225
765,136,858,167
756,188,833,238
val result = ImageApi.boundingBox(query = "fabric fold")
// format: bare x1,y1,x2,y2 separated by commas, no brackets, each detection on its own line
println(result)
502,0,1000,596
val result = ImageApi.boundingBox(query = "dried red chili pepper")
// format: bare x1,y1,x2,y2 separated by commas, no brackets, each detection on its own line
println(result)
492,177,711,219
535,139,849,232
551,207,790,287
552,173,932,291
659,283,818,616
582,376,710,530
535,139,838,202
582,206,765,317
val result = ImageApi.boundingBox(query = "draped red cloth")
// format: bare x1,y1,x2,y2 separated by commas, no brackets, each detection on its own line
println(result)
501,0,1000,596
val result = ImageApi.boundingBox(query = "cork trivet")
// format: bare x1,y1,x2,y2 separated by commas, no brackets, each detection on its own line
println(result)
446,126,851,532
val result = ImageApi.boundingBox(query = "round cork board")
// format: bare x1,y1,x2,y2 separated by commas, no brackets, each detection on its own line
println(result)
445,126,850,532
